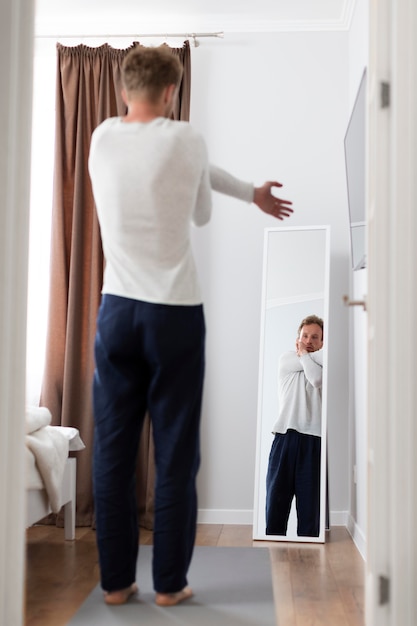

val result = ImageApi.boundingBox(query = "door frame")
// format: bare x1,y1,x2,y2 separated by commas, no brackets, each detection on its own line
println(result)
367,0,417,624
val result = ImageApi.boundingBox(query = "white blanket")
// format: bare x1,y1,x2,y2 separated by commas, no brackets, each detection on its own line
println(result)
25,405,52,434
25,406,85,513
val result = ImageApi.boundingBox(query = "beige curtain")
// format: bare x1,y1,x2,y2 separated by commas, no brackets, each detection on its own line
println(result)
40,41,191,528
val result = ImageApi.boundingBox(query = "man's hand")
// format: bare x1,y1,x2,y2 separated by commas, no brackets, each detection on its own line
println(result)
295,339,308,357
253,181,293,221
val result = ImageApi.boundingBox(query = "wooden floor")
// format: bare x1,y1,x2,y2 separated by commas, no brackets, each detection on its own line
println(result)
25,524,364,626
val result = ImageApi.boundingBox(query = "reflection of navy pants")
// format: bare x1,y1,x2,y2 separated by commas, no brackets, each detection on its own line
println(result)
93,294,205,593
265,429,321,537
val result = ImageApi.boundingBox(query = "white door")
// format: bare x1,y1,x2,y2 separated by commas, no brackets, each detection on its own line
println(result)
0,1,34,626
366,0,417,624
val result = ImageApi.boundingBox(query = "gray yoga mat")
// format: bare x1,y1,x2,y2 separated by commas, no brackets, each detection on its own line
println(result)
68,545,276,625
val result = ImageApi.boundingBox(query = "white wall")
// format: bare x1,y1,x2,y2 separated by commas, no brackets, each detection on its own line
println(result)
350,268,367,555
189,31,351,523
30,26,353,526
346,0,369,555
348,0,369,110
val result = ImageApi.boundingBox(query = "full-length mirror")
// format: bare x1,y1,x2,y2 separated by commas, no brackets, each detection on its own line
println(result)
253,226,330,543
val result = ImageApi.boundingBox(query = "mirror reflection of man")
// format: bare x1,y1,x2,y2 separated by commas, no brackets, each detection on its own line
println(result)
265,314,323,537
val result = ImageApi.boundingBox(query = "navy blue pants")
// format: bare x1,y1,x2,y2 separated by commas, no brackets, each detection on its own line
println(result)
265,429,321,537
93,294,205,593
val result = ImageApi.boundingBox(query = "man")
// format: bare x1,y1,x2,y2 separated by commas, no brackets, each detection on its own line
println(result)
265,314,323,537
88,45,293,608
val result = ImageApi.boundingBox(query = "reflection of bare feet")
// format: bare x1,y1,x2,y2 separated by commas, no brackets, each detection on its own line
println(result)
104,582,138,605
155,586,193,606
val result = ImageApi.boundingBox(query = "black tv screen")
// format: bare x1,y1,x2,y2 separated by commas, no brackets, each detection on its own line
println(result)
344,69,367,270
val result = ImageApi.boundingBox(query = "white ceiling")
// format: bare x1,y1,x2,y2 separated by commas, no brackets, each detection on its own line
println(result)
35,0,357,36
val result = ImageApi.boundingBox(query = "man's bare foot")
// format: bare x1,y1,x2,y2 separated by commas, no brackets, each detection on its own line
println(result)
104,582,138,605
155,586,193,607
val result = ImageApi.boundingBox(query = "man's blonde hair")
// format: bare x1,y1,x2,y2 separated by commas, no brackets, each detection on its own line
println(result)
298,314,324,339
122,45,183,103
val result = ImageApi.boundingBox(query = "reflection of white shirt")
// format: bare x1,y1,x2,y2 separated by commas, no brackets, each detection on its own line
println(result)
271,348,323,437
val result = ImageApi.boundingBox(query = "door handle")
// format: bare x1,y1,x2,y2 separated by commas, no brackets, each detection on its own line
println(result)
343,295,367,311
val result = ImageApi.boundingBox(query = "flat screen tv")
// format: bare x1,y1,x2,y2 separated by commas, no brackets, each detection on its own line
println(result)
344,68,367,270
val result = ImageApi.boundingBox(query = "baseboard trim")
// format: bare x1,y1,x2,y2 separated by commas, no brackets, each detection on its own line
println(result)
197,509,364,534
197,509,254,525
346,513,367,560
329,510,349,526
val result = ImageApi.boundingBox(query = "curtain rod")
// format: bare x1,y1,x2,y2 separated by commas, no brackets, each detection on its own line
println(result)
35,31,224,47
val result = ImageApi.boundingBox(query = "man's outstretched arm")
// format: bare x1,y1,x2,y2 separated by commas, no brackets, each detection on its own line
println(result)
209,164,293,221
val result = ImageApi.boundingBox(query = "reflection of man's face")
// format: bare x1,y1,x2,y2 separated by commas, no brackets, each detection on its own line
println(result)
298,323,323,352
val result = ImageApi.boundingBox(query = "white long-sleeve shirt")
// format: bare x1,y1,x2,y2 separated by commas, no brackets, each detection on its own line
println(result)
88,116,254,305
272,348,323,437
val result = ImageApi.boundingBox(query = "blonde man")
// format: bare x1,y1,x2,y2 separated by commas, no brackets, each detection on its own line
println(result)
265,315,323,537
89,45,292,608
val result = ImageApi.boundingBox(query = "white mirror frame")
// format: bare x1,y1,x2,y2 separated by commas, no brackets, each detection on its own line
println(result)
253,225,330,543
